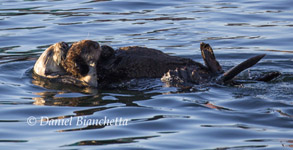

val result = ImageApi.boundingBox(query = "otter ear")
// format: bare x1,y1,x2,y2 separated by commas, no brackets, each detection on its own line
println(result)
100,45,115,61
220,54,266,82
200,42,223,75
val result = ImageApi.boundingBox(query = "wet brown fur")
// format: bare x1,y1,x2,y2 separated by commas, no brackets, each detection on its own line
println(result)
96,46,210,86
63,40,101,78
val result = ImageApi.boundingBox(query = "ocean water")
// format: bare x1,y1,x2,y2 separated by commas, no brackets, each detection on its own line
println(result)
0,0,293,149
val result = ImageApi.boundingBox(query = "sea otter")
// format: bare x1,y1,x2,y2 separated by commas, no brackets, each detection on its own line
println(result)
33,40,280,88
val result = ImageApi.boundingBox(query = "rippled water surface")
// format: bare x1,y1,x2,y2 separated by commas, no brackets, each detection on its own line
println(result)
0,0,293,149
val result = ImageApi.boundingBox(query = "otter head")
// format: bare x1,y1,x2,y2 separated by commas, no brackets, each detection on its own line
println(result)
34,42,69,77
64,40,102,87
78,40,101,67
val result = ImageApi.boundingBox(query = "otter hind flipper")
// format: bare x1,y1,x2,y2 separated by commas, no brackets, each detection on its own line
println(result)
220,54,266,83
200,42,223,75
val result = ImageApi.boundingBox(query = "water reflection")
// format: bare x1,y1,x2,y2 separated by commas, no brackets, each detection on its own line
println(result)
0,140,28,143
263,49,293,53
33,92,101,107
0,55,34,64
201,124,266,132
32,75,160,107
204,101,232,111
212,145,267,150
32,89,155,107
281,139,293,148
63,135,159,146
0,26,46,31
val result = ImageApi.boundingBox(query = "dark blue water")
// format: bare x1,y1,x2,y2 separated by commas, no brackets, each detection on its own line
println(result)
0,0,293,149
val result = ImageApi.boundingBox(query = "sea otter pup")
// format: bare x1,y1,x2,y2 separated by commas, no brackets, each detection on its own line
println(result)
33,40,280,88
62,40,101,87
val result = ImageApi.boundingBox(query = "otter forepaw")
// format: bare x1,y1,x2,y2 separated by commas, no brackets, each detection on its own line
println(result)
161,66,209,87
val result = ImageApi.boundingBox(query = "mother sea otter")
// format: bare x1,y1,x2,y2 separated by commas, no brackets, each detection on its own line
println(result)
33,40,280,88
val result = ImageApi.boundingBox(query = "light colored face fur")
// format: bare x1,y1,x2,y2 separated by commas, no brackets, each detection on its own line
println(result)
77,40,101,87
33,42,68,78
34,40,102,87
79,40,101,67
